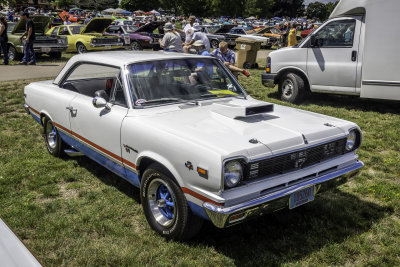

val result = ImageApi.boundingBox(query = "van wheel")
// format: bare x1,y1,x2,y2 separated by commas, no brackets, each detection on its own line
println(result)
141,163,203,240
76,43,87,54
278,73,305,103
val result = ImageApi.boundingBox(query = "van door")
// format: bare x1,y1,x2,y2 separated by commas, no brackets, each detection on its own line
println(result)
307,16,363,94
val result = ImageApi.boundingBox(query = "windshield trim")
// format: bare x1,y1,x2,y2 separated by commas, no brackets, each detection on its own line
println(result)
124,58,248,109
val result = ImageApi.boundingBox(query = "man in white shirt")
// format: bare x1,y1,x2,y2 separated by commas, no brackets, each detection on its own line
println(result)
183,16,195,43
184,23,210,53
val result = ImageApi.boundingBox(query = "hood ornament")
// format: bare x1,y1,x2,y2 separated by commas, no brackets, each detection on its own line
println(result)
302,134,308,145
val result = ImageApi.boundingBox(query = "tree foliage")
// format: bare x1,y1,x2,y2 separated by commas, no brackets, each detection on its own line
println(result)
305,1,339,21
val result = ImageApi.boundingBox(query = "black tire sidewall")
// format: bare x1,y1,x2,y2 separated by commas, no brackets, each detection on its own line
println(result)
76,43,86,54
141,166,189,239
278,73,305,103
130,41,141,50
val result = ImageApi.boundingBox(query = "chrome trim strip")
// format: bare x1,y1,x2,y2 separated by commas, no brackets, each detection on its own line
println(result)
362,80,400,87
204,161,364,227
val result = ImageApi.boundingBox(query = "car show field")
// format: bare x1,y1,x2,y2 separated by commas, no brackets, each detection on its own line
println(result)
0,61,399,265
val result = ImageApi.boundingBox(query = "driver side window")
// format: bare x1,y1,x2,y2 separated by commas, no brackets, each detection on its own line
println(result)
314,19,356,47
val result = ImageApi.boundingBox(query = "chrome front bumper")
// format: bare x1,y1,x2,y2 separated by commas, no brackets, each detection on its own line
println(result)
89,43,123,48
203,161,364,228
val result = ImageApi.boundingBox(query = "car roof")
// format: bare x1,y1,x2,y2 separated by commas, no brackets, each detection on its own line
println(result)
54,51,212,84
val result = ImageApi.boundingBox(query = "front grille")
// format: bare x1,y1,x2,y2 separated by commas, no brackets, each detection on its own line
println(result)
245,138,347,181
96,38,118,45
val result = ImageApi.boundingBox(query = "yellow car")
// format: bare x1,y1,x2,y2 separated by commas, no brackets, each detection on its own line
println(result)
46,18,123,53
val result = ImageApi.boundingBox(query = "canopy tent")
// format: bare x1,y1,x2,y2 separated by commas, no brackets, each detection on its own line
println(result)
149,10,160,16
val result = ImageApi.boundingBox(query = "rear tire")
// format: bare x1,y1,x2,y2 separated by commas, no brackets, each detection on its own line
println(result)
278,72,306,103
43,117,64,157
141,164,203,240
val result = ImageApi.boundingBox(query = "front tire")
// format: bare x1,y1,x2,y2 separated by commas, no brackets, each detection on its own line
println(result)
278,72,306,103
8,46,21,61
43,117,64,157
76,42,87,54
141,164,203,240
130,41,142,51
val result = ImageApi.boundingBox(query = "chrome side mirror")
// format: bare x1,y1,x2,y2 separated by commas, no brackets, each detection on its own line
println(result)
92,96,109,109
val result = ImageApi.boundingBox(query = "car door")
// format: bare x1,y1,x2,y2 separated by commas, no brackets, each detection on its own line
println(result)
63,63,129,178
306,17,363,94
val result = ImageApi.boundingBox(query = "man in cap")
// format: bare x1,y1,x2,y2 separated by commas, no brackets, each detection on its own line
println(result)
159,22,183,52
183,23,210,53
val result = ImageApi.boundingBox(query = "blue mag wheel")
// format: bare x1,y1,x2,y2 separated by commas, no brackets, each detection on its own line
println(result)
147,179,177,227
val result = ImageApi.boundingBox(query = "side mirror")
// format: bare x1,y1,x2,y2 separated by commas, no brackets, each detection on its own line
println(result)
92,96,109,109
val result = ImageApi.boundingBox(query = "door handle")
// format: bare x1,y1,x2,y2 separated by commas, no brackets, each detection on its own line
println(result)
66,106,77,117
351,51,357,62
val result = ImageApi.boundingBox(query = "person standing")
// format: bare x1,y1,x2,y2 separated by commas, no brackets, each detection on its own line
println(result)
159,23,183,52
0,17,9,65
183,16,195,44
19,13,36,65
287,24,298,47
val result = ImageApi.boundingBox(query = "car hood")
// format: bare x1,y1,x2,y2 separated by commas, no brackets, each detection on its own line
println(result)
12,16,50,35
215,24,235,34
135,21,165,33
81,18,114,34
130,98,352,160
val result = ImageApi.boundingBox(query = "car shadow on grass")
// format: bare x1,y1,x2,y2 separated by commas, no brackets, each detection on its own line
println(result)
73,157,141,204
189,189,391,266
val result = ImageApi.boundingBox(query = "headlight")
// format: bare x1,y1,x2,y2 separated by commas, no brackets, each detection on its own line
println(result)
118,38,122,42
346,129,361,152
224,160,243,188
92,39,97,43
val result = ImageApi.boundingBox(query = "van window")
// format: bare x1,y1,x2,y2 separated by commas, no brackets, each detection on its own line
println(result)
314,19,356,47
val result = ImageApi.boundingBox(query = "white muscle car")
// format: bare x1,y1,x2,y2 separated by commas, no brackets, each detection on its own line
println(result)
24,51,364,240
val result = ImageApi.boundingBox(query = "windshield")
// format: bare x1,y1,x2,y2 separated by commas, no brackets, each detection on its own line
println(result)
70,26,83,34
205,26,219,33
123,25,138,32
127,58,246,107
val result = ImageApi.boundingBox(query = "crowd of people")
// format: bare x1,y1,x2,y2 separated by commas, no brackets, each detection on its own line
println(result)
159,16,251,78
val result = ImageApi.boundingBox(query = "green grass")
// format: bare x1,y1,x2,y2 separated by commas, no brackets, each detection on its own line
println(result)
6,52,74,65
0,65,400,266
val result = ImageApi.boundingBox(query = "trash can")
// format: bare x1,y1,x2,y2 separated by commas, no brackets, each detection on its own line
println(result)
235,37,261,69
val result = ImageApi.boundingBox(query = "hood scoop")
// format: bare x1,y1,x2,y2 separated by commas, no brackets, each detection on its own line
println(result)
211,102,274,119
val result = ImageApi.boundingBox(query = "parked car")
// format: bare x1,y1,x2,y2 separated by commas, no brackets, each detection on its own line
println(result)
198,25,226,49
46,18,123,54
6,16,68,61
254,26,283,46
104,24,152,50
262,0,400,103
132,21,165,50
230,27,271,47
24,51,363,240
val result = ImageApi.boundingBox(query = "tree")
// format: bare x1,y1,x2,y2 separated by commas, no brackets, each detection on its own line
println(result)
272,0,305,18
120,0,160,12
244,0,274,18
305,1,339,21
305,2,327,21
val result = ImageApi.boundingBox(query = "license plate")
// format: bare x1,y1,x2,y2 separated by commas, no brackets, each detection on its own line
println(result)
289,186,314,209
105,45,111,50
41,47,51,53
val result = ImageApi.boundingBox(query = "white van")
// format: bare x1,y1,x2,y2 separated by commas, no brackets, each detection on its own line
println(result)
262,0,400,103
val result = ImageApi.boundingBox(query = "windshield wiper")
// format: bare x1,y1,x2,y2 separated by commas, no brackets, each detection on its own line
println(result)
200,93,241,99
141,98,185,105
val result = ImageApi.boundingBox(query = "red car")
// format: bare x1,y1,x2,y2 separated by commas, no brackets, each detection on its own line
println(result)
301,28,314,38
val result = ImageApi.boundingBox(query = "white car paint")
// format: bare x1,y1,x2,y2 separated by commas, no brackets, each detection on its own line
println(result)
24,51,363,229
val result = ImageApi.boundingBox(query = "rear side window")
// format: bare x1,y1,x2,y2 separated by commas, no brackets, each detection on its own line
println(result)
313,19,356,47
66,64,120,81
